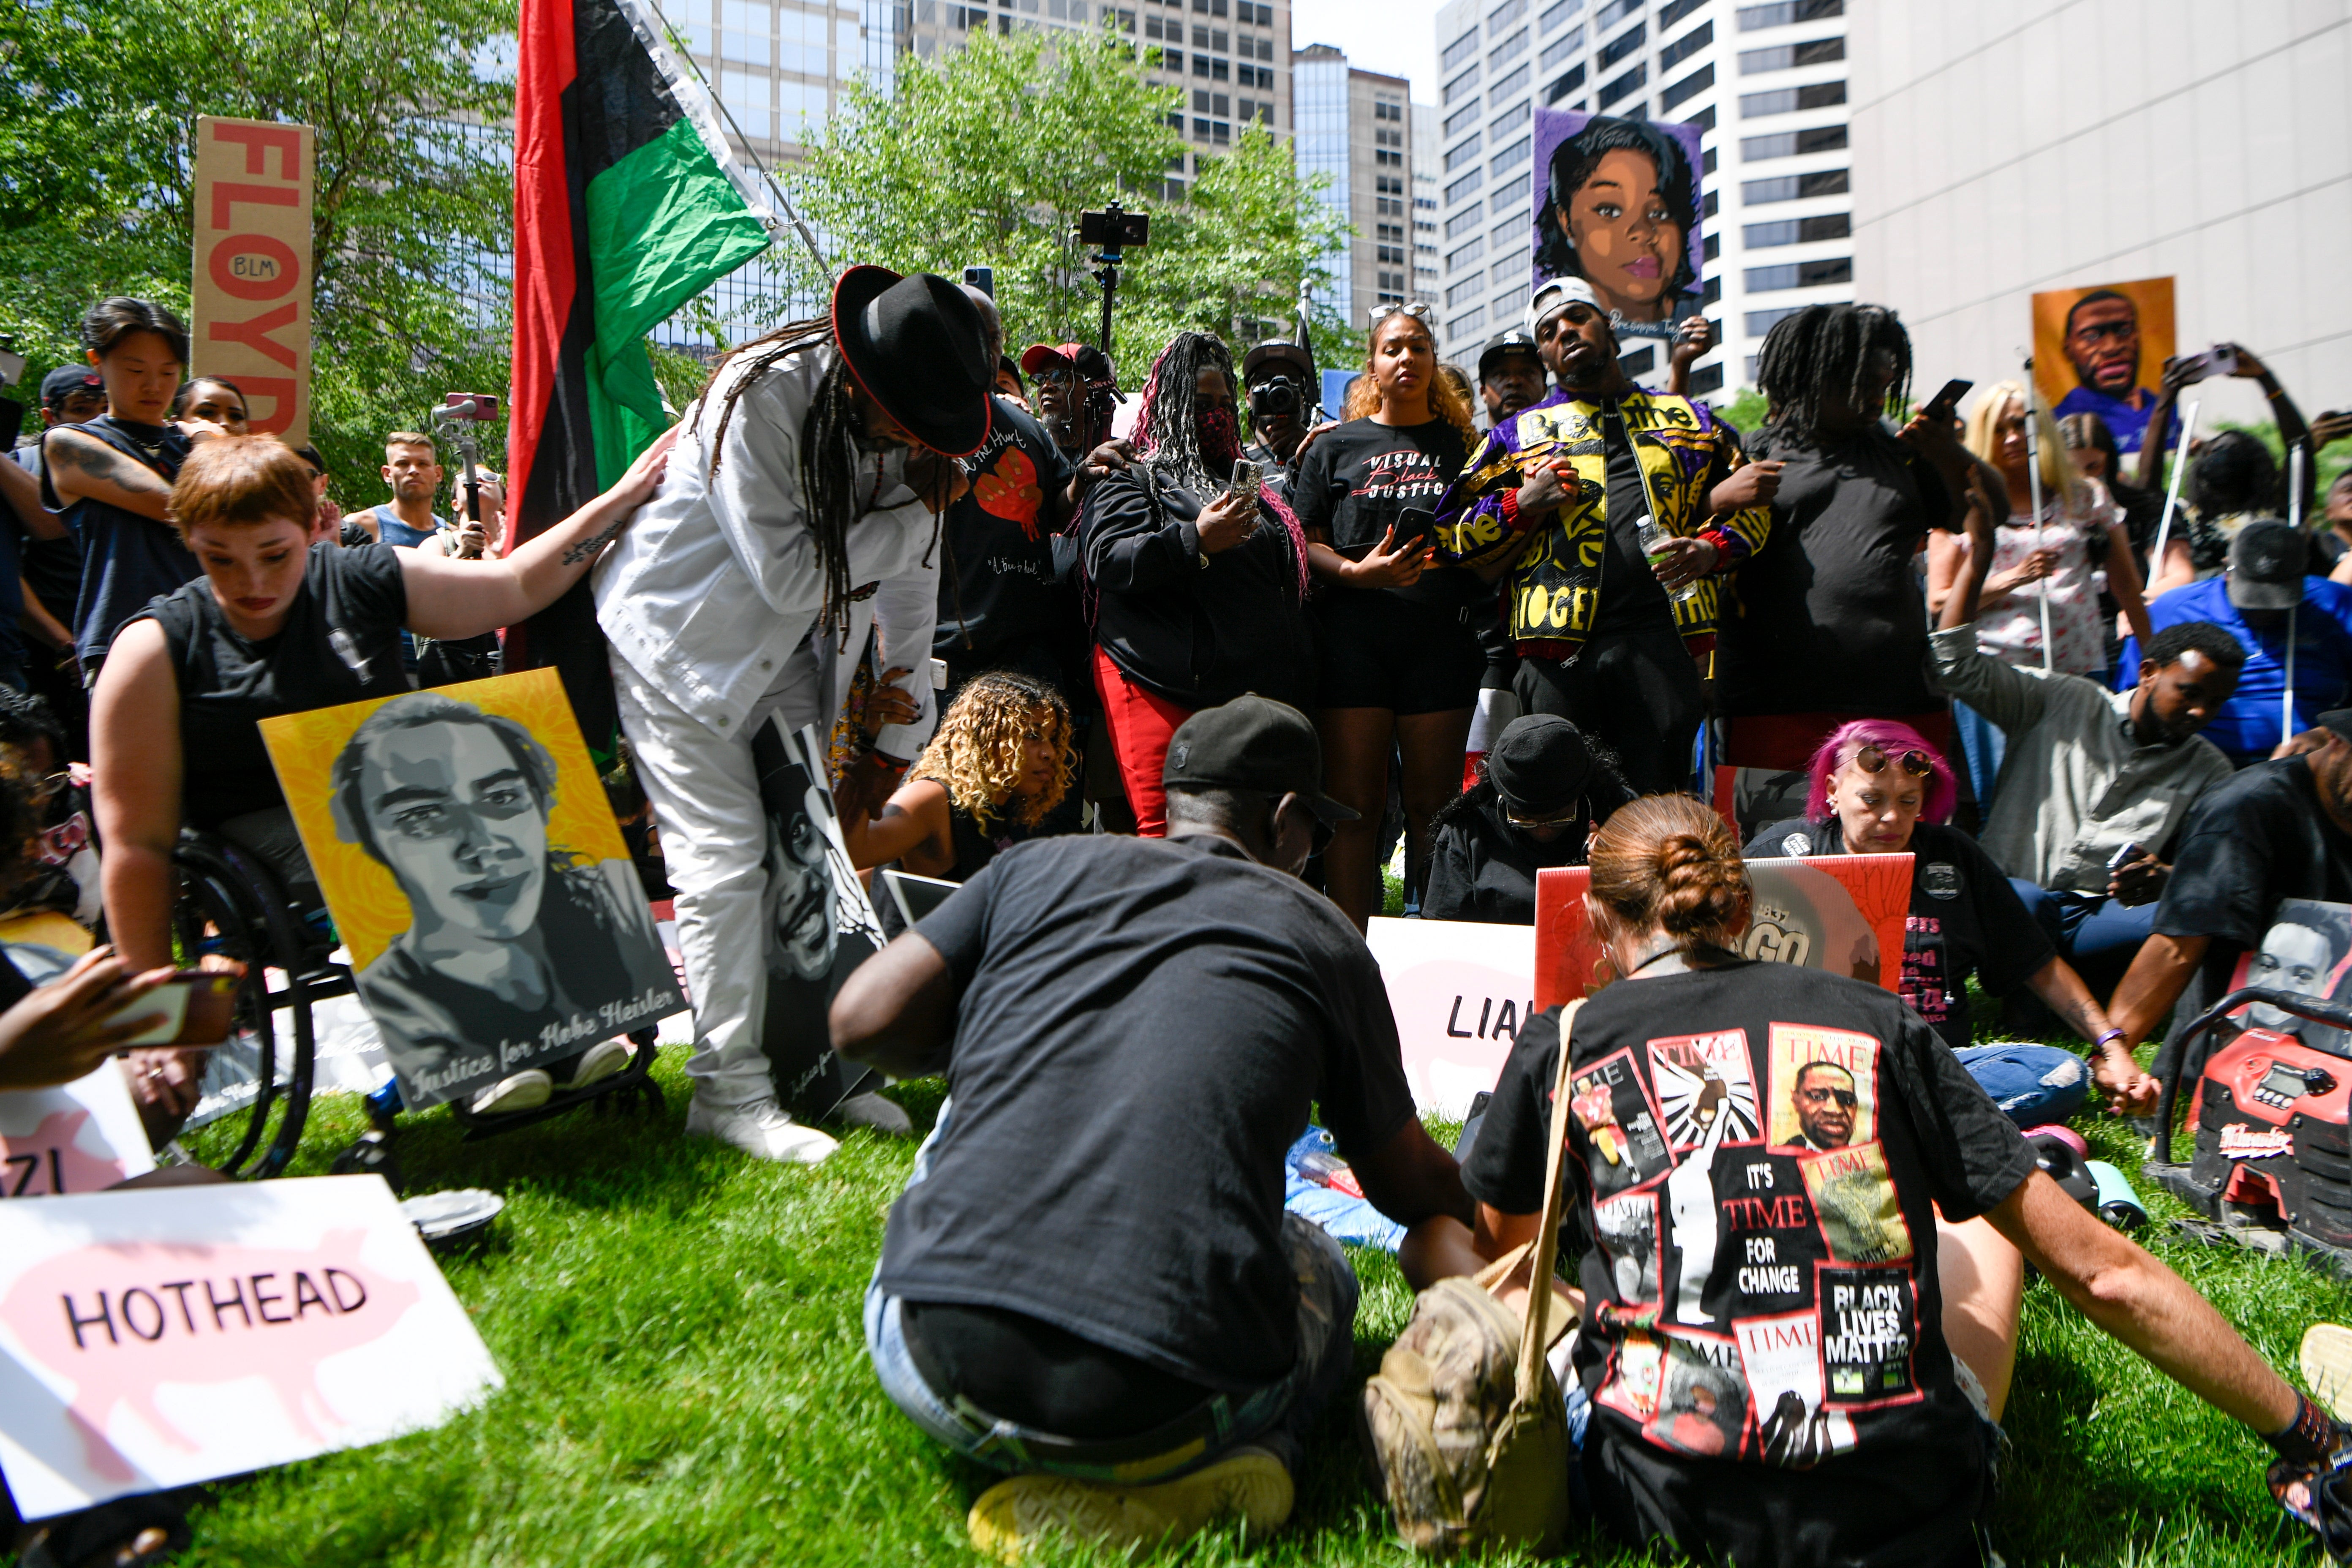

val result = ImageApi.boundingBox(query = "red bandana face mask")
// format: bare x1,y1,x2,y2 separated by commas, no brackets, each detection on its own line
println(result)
1197,405,1242,467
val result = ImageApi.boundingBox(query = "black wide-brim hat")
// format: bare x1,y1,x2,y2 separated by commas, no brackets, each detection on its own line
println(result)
831,265,993,458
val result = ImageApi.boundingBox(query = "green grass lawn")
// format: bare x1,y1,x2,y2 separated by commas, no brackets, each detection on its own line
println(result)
20,973,2352,1565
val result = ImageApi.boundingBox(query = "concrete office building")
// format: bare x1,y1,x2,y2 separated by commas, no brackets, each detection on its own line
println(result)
1431,0,1857,397
1413,103,1443,301
1851,3,2350,425
1295,45,1416,329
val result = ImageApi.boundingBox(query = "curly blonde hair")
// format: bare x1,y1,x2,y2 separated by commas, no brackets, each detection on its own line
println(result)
1345,313,1478,446
909,672,1074,831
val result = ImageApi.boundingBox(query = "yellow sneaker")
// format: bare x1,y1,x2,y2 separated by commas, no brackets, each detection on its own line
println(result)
966,1446,1293,1563
2301,1323,2352,1421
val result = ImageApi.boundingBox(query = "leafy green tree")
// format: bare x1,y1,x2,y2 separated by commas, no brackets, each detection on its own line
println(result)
0,0,515,495
772,25,1357,385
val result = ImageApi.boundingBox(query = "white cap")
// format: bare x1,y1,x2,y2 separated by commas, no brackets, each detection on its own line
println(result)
1527,275,1601,337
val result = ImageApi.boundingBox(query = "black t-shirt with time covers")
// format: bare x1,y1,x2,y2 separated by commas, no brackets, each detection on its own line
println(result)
876,832,1416,1393
1746,818,2055,1053
1462,961,2035,1568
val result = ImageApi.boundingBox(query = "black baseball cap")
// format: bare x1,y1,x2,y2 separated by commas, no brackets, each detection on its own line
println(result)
40,366,103,409
1478,331,1543,381
2226,519,2309,611
1486,715,1595,816
1162,694,1357,824
1241,340,1315,385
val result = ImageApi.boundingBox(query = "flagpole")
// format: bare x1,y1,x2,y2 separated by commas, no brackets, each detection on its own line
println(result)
2021,359,2053,673
2148,397,2200,587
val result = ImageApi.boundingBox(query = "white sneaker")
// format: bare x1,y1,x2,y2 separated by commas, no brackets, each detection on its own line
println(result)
470,1069,553,1116
561,1037,633,1089
685,1092,838,1165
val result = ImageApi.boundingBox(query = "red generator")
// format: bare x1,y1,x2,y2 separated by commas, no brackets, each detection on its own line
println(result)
2148,986,2352,1265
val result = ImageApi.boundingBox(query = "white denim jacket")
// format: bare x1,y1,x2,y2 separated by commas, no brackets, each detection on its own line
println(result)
595,342,940,752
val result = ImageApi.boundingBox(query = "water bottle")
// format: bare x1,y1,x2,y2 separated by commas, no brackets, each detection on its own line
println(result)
1635,514,1698,603
2085,1159,2148,1231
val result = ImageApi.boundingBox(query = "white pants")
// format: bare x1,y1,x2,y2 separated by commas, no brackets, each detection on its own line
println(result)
610,646,829,1106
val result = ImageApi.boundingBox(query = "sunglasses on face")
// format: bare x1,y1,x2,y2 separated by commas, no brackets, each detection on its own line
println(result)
1852,743,1933,779
1800,1085,1859,1109
1503,799,1583,829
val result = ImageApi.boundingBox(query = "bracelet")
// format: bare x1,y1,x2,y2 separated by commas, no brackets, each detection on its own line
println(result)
2095,1028,2127,1051
2267,1391,2342,1466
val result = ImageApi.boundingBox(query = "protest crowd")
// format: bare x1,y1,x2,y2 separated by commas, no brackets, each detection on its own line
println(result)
8,258,2352,1568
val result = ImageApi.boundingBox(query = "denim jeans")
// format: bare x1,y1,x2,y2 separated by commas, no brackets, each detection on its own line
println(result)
865,1098,1361,1484
1953,1043,2090,1128
2008,879,2159,999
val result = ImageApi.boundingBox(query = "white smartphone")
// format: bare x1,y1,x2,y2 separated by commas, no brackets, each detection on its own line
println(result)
928,657,948,691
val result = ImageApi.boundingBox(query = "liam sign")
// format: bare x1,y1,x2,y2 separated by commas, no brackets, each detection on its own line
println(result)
0,1176,500,1518
1364,917,1539,1119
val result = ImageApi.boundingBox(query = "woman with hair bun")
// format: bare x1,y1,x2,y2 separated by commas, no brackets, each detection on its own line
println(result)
1405,792,2331,1568
1743,717,2153,1123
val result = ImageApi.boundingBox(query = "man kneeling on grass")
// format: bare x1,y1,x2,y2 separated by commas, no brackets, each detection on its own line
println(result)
830,694,1472,1560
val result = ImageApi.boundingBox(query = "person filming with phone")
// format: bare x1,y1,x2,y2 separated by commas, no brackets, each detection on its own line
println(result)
1080,331,1314,836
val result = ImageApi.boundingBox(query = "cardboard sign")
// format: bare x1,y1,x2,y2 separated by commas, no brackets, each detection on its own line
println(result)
1365,917,1538,1118
0,1066,155,1199
1534,856,1914,1009
0,1176,500,1518
259,670,683,1109
751,719,884,1121
191,117,314,446
2029,275,2177,456
1529,108,1708,341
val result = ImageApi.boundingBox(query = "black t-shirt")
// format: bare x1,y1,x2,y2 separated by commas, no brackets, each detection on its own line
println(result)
1462,964,2034,1568
876,833,1416,1390
137,543,410,828
935,396,1078,662
1592,400,1676,638
1746,818,2054,1052
1718,426,1952,718
2153,756,2352,1060
42,417,199,666
1288,416,1471,605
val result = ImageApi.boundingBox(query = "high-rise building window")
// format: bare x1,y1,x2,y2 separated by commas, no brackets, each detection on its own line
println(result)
1660,21,1711,71
1739,36,1845,72
1538,24,1583,68
1597,19,1643,69
1446,200,1485,239
1740,81,1846,117
1446,99,1481,137
1597,62,1644,107
1537,0,1581,32
1442,28,1480,71
1737,0,1843,32
1661,63,1712,110
1741,125,1848,159
1743,212,1849,247
1743,169,1851,203
1745,257,1853,291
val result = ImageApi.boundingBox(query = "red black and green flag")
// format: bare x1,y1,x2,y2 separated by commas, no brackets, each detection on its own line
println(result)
507,0,776,754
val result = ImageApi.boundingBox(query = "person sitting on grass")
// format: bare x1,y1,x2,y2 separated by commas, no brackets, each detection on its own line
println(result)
1930,466,2240,1002
830,695,1473,1561
1411,794,2352,1568
1420,714,1633,925
1744,716,2157,1125
839,671,1074,887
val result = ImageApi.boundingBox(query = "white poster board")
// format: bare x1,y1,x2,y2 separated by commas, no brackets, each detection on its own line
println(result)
0,1176,501,1519
0,1065,155,1198
1366,917,1539,1119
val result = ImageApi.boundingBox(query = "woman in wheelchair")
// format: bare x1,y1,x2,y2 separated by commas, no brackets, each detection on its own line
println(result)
89,430,676,1128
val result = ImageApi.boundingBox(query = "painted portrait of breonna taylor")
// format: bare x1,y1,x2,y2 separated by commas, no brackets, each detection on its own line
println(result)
259,668,682,1110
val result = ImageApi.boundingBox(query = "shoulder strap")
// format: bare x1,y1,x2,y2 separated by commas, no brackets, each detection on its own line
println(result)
1515,996,1588,1403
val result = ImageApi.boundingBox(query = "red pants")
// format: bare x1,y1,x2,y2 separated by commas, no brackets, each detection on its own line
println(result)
1093,647,1194,837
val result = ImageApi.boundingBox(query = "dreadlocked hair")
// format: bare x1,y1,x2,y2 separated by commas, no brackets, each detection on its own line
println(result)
1755,304,1914,445
1128,332,1312,601
695,315,870,637
909,672,1073,831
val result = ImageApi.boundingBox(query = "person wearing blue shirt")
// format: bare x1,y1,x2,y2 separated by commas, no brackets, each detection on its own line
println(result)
2120,520,2352,763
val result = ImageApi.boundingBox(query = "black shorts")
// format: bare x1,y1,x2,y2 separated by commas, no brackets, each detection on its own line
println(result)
1314,586,1485,715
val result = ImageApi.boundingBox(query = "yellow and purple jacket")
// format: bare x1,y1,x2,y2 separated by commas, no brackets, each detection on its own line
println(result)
1433,386,1769,660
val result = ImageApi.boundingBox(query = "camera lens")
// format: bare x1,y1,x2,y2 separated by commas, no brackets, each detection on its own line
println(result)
1250,375,1300,419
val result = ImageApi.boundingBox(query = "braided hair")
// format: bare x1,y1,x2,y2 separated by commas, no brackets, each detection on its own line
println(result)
1754,304,1914,446
1129,332,1311,602
697,316,872,638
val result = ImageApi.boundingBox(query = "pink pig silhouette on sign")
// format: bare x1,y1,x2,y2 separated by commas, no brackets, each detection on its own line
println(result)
0,1108,133,1197
0,1230,423,1480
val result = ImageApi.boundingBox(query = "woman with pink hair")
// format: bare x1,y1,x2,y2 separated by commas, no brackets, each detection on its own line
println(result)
1743,718,2155,1124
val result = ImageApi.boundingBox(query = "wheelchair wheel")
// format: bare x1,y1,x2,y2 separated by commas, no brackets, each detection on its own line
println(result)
171,834,329,1179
